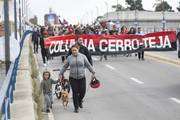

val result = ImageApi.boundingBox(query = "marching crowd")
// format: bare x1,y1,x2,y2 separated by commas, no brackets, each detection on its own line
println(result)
32,23,145,66
32,22,148,114
31,22,180,114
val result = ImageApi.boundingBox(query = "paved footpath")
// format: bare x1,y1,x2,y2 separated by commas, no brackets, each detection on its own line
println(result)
0,62,5,90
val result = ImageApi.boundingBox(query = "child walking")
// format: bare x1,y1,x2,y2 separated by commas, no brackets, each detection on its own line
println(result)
39,71,60,113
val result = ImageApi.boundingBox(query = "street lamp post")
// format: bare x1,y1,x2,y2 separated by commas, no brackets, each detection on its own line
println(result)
134,0,138,29
14,0,18,40
91,10,93,25
25,1,30,24
96,6,99,18
86,12,90,25
104,1,108,21
116,0,120,28
116,0,119,20
21,0,24,32
162,0,166,31
19,0,22,37
4,0,11,74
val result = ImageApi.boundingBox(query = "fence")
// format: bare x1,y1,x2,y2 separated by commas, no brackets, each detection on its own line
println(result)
0,31,32,120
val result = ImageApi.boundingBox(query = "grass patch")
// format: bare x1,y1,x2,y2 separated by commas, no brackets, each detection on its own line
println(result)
29,41,43,120
0,112,2,120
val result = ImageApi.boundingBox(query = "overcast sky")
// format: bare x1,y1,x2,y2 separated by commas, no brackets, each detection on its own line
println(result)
28,0,179,25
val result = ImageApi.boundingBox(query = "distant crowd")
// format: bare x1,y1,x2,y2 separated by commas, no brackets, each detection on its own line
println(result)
31,23,149,66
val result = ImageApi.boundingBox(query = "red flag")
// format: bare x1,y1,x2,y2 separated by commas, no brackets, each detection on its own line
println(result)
59,19,63,25
63,19,68,24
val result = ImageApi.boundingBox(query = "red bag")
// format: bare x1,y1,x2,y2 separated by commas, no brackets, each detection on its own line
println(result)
90,76,100,88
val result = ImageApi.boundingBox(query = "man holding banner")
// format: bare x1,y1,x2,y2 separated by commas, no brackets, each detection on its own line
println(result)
67,36,93,65
136,27,145,60
177,31,180,58
45,31,177,58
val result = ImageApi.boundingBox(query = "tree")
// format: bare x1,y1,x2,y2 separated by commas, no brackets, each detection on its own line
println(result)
154,1,173,12
112,4,124,11
177,1,180,11
29,16,38,25
125,0,144,10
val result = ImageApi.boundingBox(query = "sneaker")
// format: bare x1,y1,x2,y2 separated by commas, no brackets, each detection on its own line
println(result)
43,63,47,67
46,109,50,113
74,109,79,113
79,102,83,108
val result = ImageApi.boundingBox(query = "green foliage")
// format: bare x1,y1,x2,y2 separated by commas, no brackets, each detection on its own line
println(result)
125,0,144,10
112,4,124,11
177,2,180,11
29,42,43,120
29,16,38,25
0,112,2,120
155,1,173,12
29,44,38,79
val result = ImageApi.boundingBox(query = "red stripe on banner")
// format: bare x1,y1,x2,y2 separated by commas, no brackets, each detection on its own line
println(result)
44,31,177,55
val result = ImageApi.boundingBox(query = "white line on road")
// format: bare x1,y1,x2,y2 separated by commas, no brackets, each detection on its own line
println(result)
92,56,99,61
130,77,144,84
170,97,180,104
105,64,115,70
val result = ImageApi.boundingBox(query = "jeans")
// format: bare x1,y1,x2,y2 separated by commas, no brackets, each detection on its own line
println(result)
44,92,53,110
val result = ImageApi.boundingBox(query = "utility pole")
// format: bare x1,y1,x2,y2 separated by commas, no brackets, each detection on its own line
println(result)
21,0,24,32
19,0,22,37
4,0,11,74
116,0,119,20
91,10,93,25
14,0,18,40
116,0,120,28
162,0,166,31
95,6,99,25
104,1,108,21
134,0,138,29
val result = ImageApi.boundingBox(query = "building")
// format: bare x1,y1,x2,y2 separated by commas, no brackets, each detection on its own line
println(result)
44,8,59,26
102,10,180,33
0,0,32,38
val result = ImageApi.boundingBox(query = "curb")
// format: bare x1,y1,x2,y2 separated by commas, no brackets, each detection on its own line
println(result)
33,44,55,120
11,34,36,120
145,52,180,66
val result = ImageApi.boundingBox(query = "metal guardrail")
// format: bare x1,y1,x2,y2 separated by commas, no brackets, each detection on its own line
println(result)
0,30,32,120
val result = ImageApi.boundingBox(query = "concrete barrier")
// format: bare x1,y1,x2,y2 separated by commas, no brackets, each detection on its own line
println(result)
11,35,36,120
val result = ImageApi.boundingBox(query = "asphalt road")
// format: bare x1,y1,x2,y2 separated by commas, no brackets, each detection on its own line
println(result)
37,53,180,120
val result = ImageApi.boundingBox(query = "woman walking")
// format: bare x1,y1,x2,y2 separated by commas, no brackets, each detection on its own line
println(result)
59,45,95,113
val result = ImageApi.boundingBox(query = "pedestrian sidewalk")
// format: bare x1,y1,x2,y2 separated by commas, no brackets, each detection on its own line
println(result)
11,34,36,120
145,51,180,65
35,49,64,120
0,62,5,90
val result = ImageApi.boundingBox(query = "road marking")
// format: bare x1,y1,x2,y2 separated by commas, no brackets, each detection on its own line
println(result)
92,56,99,61
105,64,115,70
170,97,180,104
130,77,144,84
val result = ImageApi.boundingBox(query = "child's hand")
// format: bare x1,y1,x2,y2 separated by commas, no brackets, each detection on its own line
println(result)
59,75,63,81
